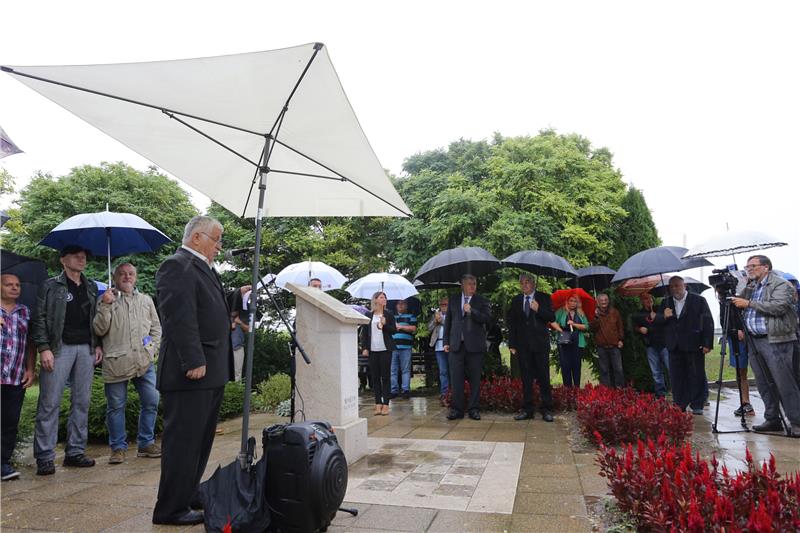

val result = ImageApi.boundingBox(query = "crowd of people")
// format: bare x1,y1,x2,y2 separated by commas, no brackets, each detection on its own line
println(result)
2,209,799,526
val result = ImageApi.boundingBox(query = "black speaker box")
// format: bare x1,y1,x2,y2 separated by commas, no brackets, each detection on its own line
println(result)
263,421,348,532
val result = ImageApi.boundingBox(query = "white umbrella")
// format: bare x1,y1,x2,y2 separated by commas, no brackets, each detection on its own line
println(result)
682,230,787,259
275,261,346,291
346,273,418,301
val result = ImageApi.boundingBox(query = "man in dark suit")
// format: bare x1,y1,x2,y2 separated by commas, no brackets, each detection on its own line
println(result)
444,274,491,420
659,276,713,414
506,273,556,422
152,216,247,526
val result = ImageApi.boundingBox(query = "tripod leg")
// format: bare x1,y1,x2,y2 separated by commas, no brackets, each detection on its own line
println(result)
338,507,358,516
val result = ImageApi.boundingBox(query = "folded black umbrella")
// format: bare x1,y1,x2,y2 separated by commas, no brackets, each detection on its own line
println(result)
198,441,270,533
414,246,501,284
1,250,49,320
502,250,578,278
611,246,712,284
567,265,616,291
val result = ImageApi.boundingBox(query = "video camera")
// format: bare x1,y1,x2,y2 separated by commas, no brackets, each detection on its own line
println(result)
708,268,739,298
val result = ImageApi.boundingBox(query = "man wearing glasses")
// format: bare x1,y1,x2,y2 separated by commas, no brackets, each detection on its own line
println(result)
152,216,250,525
731,255,800,437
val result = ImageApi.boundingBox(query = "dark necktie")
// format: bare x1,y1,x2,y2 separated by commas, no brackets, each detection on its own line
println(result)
524,295,531,317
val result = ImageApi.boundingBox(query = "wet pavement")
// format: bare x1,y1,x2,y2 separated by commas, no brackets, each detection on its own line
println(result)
0,387,797,532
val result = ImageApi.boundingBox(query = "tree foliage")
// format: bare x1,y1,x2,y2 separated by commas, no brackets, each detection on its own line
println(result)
1,162,197,294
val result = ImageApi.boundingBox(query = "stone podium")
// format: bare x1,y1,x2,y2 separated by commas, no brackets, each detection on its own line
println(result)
288,283,370,464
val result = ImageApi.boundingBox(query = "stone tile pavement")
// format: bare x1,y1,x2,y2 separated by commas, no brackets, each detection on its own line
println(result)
1,387,797,532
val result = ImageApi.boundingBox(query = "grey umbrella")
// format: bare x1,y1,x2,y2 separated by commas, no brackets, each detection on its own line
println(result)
501,250,578,278
567,265,617,292
414,246,502,284
611,246,712,284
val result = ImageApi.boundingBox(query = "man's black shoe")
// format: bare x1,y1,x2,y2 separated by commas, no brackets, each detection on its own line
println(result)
402,391,410,400
153,510,204,526
468,410,481,421
36,461,55,476
514,411,534,421
446,410,464,420
189,498,204,510
541,412,554,422
753,419,783,433
63,454,95,468
389,393,398,400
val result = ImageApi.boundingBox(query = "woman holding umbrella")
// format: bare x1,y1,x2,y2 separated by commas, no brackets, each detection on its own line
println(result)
552,290,592,388
359,292,397,416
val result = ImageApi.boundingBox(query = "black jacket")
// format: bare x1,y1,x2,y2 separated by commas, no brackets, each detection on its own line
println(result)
506,291,556,354
659,292,714,353
32,271,99,355
359,311,397,353
632,308,667,349
155,248,234,391
443,293,491,353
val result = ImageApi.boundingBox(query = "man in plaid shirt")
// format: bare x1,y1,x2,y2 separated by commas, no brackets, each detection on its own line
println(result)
1,273,35,481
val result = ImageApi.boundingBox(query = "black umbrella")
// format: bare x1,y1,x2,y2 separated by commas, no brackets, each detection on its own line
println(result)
414,246,501,284
413,279,461,291
567,265,616,292
501,250,578,278
387,296,422,316
611,246,712,284
650,276,710,298
1,250,49,319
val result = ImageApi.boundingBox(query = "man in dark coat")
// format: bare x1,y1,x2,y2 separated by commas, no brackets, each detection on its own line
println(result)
506,273,556,421
444,274,491,421
659,276,714,414
152,215,247,526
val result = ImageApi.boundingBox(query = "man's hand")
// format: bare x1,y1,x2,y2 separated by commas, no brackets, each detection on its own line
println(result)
40,350,55,372
101,289,116,304
444,344,450,353
94,346,104,364
435,311,442,323
509,348,517,356
617,341,624,349
701,346,711,355
639,327,648,335
664,308,674,319
737,330,745,341
240,285,252,295
730,297,749,310
463,302,471,314
362,349,368,357
21,367,35,388
186,365,206,380
530,298,539,312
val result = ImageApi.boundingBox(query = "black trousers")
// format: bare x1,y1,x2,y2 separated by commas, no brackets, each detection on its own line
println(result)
1,384,26,465
449,347,484,414
669,349,706,411
153,386,224,522
369,350,391,405
518,348,553,413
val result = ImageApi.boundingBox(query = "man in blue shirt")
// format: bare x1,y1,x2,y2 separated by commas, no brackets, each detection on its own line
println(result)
390,299,417,400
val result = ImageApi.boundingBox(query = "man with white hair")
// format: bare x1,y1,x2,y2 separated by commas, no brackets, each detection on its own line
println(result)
152,215,249,525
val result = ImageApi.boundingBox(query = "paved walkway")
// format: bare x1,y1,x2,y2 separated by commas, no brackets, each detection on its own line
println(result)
1,387,797,532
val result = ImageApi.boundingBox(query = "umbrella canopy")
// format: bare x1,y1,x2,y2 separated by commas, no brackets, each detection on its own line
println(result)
413,279,461,291
682,229,788,259
773,270,798,285
387,296,422,317
502,250,578,278
274,261,346,291
39,209,171,286
2,43,410,218
616,274,710,298
414,247,501,284
567,265,617,291
1,250,48,319
346,273,418,301
611,246,712,284
551,288,596,321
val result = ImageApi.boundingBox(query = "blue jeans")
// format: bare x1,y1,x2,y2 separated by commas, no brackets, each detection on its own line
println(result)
646,346,670,397
391,348,412,393
435,350,449,396
105,364,159,450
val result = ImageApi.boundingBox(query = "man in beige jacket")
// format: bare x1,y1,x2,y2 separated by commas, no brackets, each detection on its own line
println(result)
93,263,162,464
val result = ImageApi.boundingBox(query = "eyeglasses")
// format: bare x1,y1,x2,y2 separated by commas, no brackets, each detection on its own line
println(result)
199,231,224,247
744,263,763,271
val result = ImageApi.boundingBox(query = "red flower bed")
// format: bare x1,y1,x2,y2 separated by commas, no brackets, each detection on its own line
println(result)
443,375,578,412
577,384,693,446
596,433,800,532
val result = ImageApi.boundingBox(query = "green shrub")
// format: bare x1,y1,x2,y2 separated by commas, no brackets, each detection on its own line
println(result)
253,373,291,412
219,380,246,420
252,328,292,385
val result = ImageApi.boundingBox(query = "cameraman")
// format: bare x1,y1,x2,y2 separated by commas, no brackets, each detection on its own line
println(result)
730,255,800,436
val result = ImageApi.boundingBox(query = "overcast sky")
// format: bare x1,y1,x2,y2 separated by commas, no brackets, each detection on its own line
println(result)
1,0,798,281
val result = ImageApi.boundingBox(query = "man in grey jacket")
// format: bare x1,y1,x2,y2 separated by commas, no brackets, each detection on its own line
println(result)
93,263,162,464
32,245,103,475
731,255,800,436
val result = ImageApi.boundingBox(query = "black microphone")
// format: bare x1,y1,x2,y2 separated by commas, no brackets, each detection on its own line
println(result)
223,247,255,261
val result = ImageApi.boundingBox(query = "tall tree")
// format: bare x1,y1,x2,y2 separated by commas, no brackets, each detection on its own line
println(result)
1,162,198,294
